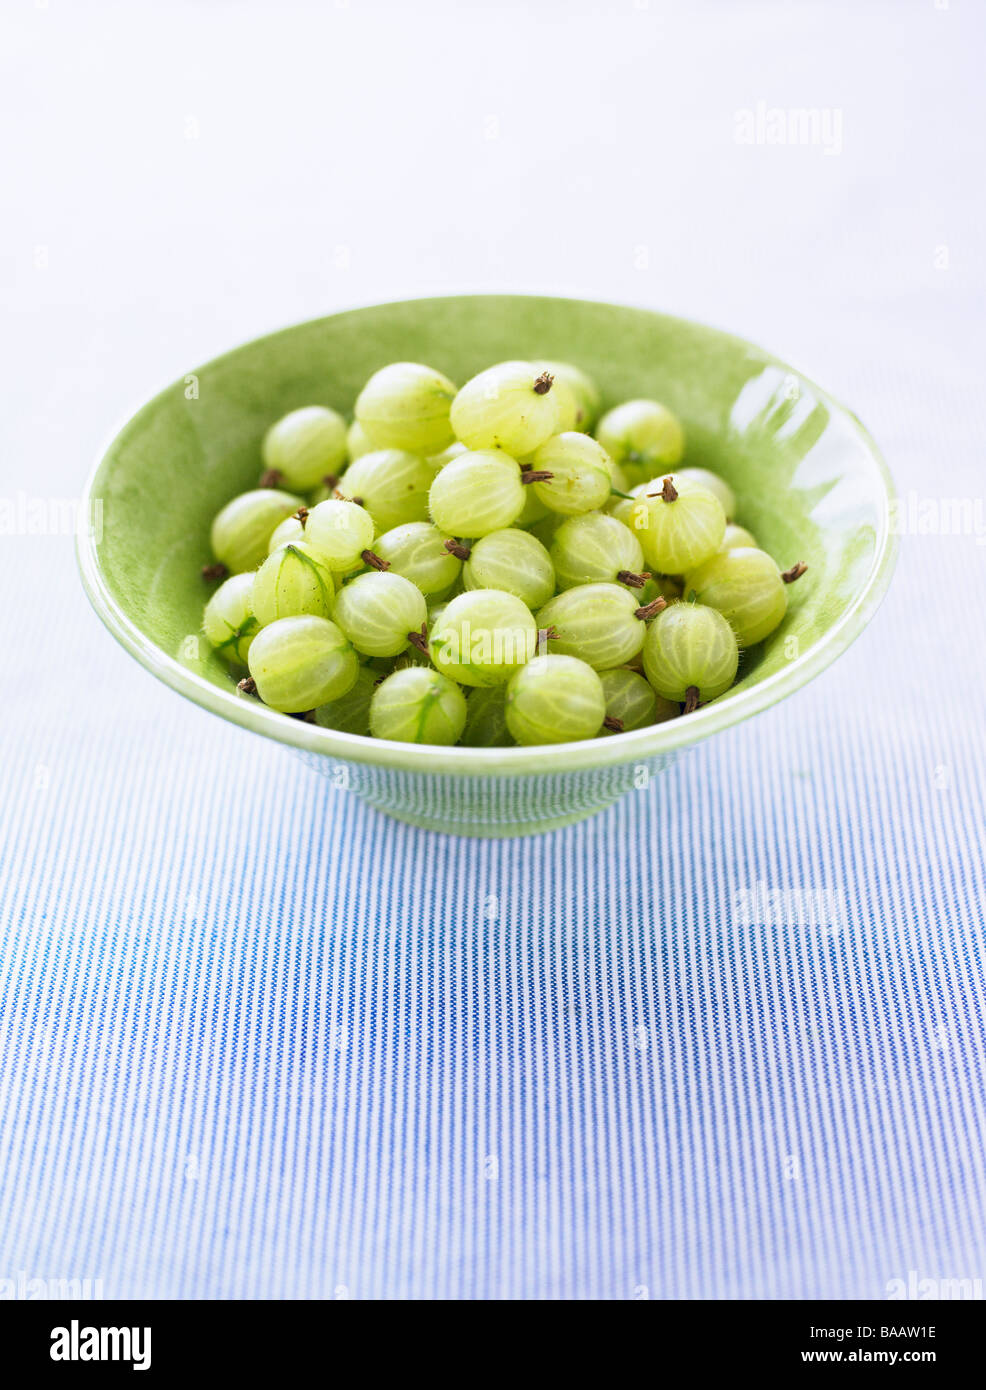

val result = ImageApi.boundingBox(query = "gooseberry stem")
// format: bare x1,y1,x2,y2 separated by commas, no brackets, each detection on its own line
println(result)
259,469,282,488
361,549,390,571
533,372,554,395
237,676,257,695
610,486,635,500
322,474,340,491
294,506,309,527
683,686,700,714
781,561,808,583
407,623,429,655
537,625,558,653
647,477,679,502
443,539,471,560
201,562,228,582
603,715,625,732
634,596,668,621
520,469,554,485
617,569,651,589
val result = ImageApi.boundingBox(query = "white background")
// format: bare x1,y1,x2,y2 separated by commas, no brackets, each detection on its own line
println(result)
4,0,982,444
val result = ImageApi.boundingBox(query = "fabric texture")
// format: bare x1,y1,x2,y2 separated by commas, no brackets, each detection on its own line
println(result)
1,0,984,1299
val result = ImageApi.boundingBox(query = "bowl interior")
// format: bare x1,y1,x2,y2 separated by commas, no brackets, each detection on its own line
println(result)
83,295,894,771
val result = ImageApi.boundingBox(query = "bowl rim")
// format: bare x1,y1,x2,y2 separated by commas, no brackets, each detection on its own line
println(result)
77,292,898,778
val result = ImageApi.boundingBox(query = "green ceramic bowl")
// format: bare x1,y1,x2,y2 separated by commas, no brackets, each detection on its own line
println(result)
77,295,896,836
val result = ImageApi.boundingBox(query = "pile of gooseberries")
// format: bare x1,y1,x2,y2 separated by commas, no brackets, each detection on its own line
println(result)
200,359,806,746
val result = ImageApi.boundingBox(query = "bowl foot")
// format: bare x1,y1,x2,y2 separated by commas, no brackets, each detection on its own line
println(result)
358,794,621,838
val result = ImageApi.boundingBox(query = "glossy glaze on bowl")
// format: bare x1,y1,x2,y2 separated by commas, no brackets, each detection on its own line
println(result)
78,295,897,835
